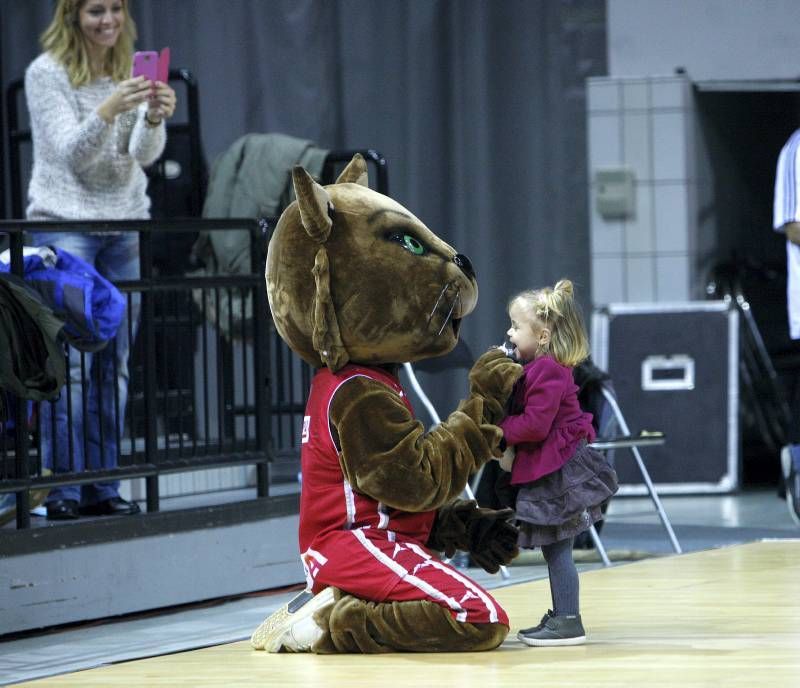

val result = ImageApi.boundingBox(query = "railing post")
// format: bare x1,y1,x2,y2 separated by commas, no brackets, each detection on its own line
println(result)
9,228,23,274
252,218,272,497
9,232,30,526
6,81,23,220
138,228,160,512
13,396,30,530
0,31,6,221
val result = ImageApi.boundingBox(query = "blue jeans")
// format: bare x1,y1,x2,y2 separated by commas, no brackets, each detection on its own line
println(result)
29,232,140,505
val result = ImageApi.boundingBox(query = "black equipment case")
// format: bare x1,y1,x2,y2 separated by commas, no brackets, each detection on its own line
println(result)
591,301,740,494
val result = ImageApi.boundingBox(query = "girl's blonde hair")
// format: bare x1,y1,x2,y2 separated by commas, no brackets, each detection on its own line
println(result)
40,0,137,87
509,279,589,367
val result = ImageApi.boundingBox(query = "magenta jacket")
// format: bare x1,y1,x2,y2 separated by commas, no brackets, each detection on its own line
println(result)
499,355,595,485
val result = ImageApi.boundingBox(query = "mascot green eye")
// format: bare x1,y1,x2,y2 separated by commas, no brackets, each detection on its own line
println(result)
388,231,427,256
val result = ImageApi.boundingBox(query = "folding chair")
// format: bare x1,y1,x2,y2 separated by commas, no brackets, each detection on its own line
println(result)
406,351,682,571
587,386,682,561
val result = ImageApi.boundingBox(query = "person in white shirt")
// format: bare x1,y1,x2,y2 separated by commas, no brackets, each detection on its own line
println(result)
773,128,800,528
25,0,176,520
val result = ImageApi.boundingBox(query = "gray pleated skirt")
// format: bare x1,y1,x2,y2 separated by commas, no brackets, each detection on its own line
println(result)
514,443,619,548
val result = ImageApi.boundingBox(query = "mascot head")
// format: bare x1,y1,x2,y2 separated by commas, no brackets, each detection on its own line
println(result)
266,154,478,371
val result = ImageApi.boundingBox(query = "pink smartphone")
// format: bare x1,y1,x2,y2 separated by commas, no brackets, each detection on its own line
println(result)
132,50,158,81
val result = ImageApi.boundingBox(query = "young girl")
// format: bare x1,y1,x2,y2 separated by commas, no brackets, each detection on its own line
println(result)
498,279,618,646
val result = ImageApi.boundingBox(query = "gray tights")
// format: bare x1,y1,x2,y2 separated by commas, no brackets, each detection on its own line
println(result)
541,537,579,616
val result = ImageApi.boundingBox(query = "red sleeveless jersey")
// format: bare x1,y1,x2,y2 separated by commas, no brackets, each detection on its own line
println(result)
298,364,436,554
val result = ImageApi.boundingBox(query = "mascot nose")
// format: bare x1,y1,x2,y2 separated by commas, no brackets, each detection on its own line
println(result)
453,253,475,280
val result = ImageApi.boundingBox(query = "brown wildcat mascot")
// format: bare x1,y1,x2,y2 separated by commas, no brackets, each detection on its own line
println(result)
251,154,522,654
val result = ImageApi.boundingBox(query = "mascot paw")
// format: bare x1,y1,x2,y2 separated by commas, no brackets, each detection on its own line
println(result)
468,349,523,424
251,587,335,652
466,506,520,574
427,499,519,572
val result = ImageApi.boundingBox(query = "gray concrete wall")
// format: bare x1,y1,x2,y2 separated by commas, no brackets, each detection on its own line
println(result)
587,74,698,305
608,0,800,80
0,514,303,635
589,1,800,309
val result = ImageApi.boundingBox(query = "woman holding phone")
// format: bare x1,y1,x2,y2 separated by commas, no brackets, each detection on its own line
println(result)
24,0,177,520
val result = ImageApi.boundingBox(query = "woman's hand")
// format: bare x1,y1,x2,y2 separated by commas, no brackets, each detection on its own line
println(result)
146,81,177,124
97,76,151,123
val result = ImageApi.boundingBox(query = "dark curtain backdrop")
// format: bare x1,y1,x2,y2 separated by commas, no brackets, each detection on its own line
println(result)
1,0,606,414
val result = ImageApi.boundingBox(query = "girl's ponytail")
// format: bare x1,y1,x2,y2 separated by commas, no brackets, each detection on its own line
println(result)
511,279,588,367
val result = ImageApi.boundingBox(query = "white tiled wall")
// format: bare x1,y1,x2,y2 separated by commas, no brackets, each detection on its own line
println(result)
587,74,701,307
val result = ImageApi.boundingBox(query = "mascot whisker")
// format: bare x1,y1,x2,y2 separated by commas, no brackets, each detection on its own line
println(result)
252,154,523,654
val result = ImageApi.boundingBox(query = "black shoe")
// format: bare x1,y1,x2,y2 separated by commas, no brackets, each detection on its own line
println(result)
518,612,586,647
79,497,141,516
518,609,555,636
46,499,80,520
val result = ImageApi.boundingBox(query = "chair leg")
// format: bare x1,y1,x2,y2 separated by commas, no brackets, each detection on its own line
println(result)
601,387,683,555
628,444,683,554
588,524,611,566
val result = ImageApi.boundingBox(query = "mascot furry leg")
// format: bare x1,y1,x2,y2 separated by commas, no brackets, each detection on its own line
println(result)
253,586,507,654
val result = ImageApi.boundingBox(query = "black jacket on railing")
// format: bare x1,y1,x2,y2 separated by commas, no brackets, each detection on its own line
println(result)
0,272,65,421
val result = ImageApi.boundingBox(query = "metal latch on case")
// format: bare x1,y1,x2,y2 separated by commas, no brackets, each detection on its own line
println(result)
641,354,695,391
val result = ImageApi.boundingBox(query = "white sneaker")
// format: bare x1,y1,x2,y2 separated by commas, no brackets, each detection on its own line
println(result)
250,587,335,652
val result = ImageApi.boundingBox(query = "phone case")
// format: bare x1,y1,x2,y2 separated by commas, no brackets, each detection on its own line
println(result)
157,47,170,83
132,51,158,81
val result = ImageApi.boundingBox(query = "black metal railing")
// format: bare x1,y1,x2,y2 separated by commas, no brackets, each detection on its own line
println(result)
0,218,312,529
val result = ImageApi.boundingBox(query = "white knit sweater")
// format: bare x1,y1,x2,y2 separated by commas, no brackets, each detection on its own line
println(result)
24,52,166,221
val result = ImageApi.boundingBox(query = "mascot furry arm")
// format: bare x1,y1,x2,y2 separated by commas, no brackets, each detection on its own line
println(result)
330,358,508,511
331,355,520,574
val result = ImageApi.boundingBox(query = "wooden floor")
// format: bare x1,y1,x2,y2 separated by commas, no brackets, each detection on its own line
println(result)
16,541,800,687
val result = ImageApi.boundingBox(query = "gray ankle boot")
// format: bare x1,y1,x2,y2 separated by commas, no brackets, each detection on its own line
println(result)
517,611,586,646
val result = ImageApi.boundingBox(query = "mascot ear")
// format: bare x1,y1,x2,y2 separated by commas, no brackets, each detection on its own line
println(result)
335,153,369,187
291,164,350,371
293,166,333,243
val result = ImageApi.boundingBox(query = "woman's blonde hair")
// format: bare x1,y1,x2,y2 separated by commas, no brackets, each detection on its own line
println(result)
40,0,137,87
509,279,589,367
